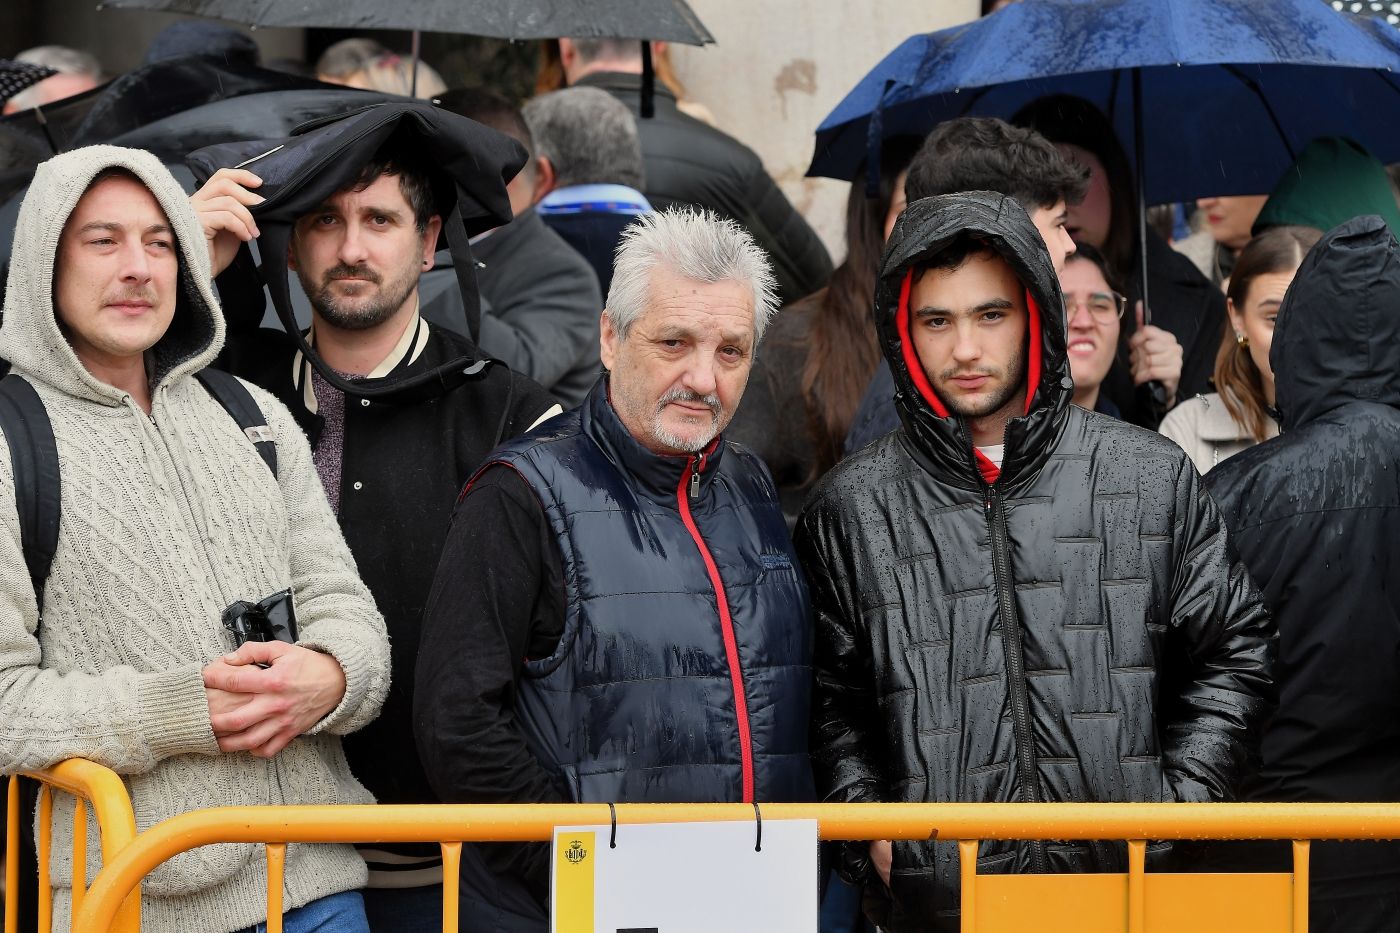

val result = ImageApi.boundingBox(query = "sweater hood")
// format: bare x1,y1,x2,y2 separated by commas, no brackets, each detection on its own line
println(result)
876,191,1071,489
1272,214,1400,432
1254,137,1400,239
0,145,223,405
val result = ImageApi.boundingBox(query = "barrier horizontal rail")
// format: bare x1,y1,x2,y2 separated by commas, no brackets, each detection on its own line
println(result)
70,801,1400,933
6,759,140,933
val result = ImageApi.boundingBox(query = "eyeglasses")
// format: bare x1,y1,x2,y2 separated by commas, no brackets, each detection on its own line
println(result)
1066,291,1127,321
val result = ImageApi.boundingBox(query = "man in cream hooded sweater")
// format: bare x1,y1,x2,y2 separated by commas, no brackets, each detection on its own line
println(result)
0,147,390,931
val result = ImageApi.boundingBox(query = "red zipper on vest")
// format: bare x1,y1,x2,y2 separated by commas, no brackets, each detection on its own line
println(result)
677,449,755,803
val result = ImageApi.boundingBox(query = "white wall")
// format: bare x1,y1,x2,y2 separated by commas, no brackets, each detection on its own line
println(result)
668,1,978,262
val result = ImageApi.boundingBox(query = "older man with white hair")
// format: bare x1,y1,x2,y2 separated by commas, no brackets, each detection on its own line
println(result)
414,208,815,931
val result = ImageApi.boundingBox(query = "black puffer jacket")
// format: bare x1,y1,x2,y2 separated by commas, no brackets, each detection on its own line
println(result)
1207,216,1400,906
796,192,1275,931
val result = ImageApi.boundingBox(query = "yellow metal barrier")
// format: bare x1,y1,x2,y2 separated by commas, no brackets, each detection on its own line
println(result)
4,760,139,933
67,801,1400,933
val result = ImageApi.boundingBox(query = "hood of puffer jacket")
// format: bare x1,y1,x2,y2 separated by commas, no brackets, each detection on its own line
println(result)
1272,214,1400,432
876,191,1072,490
0,145,222,406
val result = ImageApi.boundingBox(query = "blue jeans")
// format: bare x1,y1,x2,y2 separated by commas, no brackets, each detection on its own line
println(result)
233,890,369,933
361,885,445,932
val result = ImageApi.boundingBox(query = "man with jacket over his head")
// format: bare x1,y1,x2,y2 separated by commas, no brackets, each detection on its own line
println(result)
797,191,1275,932
1207,215,1400,933
190,105,560,930
415,208,814,932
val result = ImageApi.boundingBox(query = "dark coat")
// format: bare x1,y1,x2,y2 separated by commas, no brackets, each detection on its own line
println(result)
420,209,602,408
228,323,557,812
1102,229,1230,426
1206,216,1400,913
539,209,635,298
725,291,825,523
482,380,815,805
577,72,832,306
796,192,1275,931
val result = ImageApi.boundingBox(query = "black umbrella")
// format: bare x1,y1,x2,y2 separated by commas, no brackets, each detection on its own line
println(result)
96,0,714,112
96,0,712,43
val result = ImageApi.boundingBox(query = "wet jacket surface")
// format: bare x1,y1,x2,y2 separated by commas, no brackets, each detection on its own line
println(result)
1206,216,1400,902
485,381,815,805
796,192,1275,931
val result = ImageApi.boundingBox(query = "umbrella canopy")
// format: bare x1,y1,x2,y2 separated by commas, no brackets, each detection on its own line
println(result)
0,59,58,106
808,0,1400,203
96,0,714,44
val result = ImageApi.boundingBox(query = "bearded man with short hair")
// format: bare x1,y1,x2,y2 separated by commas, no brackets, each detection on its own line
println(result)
192,120,559,930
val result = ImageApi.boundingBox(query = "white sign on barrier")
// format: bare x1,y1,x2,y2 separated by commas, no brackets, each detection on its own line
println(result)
550,818,819,933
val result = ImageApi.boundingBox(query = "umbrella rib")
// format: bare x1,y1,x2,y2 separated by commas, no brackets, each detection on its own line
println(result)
1222,64,1297,165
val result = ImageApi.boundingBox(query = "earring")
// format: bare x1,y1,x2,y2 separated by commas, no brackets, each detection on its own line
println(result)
422,259,430,267
1235,331,1249,348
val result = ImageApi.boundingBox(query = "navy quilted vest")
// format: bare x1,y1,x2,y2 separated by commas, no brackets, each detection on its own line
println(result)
482,381,814,804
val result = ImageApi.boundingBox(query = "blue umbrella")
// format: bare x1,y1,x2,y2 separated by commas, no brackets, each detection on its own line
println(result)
808,0,1400,205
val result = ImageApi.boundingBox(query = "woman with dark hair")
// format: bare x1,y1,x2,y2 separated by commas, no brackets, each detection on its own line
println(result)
726,136,922,520
1159,225,1321,472
1014,95,1225,427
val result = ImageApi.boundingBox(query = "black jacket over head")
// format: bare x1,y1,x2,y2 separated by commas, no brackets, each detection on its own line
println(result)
1207,216,1400,904
577,72,832,306
796,192,1275,931
189,101,526,399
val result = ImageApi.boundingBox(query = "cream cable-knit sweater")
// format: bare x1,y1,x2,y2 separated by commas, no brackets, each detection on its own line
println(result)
0,146,390,932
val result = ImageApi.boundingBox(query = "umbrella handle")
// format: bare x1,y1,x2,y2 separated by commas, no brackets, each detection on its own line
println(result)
410,30,421,98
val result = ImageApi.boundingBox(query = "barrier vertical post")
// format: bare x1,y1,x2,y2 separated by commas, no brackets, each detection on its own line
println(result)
441,841,461,933
35,788,50,933
959,839,978,933
71,798,86,916
266,843,286,933
1126,839,1146,933
1292,840,1310,933
4,777,18,933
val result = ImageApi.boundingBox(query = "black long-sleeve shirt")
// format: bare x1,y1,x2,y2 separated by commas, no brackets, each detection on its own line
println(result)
415,464,566,899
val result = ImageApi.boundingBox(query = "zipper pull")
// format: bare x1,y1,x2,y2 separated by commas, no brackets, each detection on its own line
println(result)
689,452,705,499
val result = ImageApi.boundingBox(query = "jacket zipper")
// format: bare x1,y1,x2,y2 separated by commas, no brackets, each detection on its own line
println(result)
979,440,1049,872
677,451,755,803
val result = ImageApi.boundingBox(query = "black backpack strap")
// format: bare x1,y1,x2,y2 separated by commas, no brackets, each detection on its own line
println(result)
194,369,278,477
0,374,60,610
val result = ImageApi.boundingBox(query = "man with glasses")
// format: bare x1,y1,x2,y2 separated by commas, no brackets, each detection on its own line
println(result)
797,190,1274,931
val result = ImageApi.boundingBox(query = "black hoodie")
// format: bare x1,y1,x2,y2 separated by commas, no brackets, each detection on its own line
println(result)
1207,216,1400,906
797,192,1275,931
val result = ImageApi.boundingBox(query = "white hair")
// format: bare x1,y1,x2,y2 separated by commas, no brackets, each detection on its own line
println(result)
10,46,102,111
606,208,778,342
16,45,102,77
